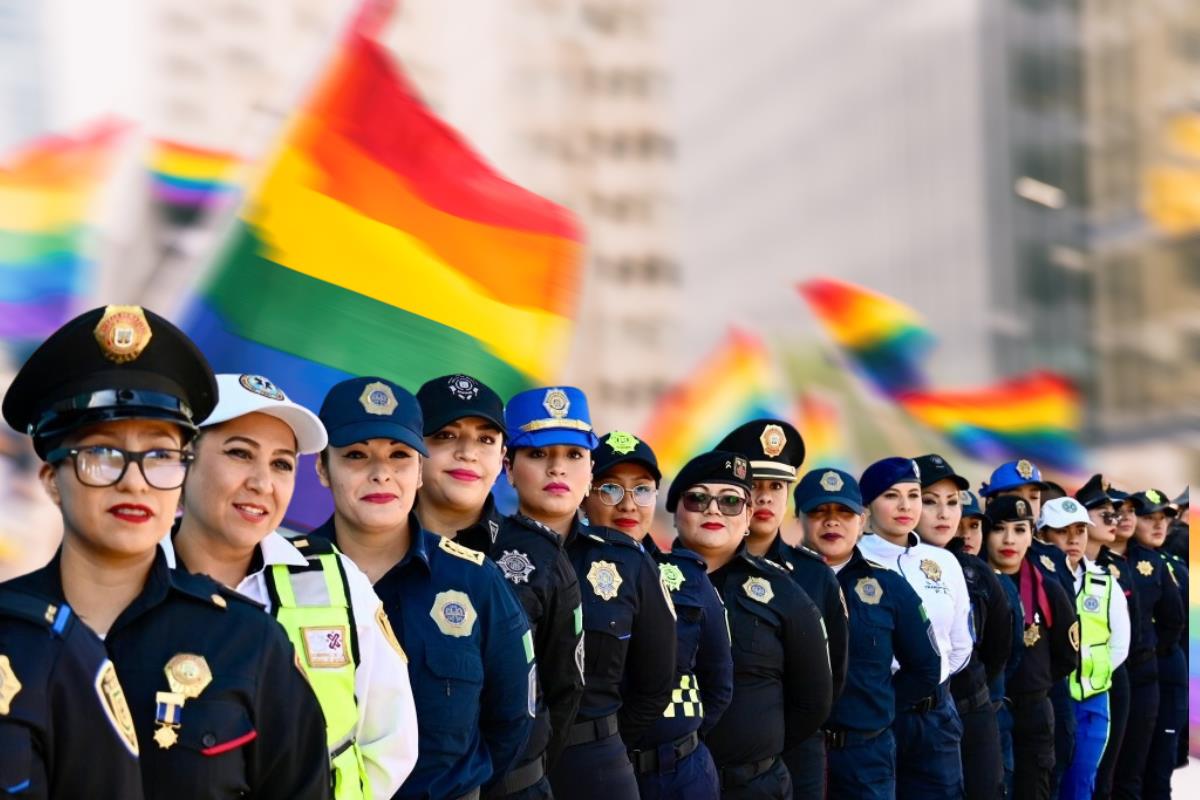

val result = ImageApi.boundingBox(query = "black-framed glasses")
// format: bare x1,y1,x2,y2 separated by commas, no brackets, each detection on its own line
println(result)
592,483,657,507
681,490,748,516
45,446,193,490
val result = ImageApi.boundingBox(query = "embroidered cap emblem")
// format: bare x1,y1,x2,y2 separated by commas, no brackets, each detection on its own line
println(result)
820,471,844,492
239,374,286,401
543,388,570,419
447,374,479,400
759,424,787,458
359,381,398,416
606,431,640,455
1016,459,1035,480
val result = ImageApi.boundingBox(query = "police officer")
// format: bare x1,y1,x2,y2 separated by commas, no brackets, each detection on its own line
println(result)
953,490,988,557
0,305,331,799
584,432,732,799
982,496,1078,800
311,376,535,800
797,467,942,799
171,373,419,799
415,374,508,549
1075,474,1134,800
857,457,972,799
670,450,833,799
714,420,848,800
1038,497,1130,800
1129,489,1187,799
915,454,1012,800
549,428,677,799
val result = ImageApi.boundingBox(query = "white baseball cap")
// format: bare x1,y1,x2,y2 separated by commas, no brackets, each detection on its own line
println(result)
203,374,327,454
1038,496,1093,530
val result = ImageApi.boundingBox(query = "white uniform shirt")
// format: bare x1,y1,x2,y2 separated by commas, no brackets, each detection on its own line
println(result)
163,532,419,798
1071,557,1131,670
858,532,973,683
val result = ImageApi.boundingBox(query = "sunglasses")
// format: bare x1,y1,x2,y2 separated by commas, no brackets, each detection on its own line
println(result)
1100,511,1129,524
681,490,748,516
592,483,657,507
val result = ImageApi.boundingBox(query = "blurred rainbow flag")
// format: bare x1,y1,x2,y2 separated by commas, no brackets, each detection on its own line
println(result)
182,30,582,527
896,372,1083,471
148,139,244,223
795,390,850,470
798,277,935,395
641,329,790,478
0,120,126,340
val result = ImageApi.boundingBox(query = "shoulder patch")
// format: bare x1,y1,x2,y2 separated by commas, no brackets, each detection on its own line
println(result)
743,576,774,604
94,659,139,756
0,654,21,715
375,606,407,663
439,536,485,565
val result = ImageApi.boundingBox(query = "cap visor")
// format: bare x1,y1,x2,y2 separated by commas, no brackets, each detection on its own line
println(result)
509,428,597,450
327,421,429,456
422,409,507,438
797,494,864,515
205,405,327,455
594,454,662,483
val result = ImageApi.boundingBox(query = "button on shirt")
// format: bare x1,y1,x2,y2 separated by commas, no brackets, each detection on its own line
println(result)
858,532,973,683
1070,557,1130,671
312,514,535,800
162,531,419,799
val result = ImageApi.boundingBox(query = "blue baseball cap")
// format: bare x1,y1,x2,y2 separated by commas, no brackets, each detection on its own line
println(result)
859,457,921,507
794,467,864,514
318,376,428,455
505,386,599,450
980,459,1048,497
960,489,987,521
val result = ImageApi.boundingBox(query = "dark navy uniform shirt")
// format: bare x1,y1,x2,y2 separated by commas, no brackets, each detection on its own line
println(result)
566,525,676,745
462,513,584,771
764,532,849,703
1000,564,1078,696
5,549,330,800
1031,539,1075,598
948,550,1013,705
1159,553,1188,688
632,538,732,750
825,547,941,733
312,514,534,800
704,548,833,767
1124,542,1185,686
0,590,144,800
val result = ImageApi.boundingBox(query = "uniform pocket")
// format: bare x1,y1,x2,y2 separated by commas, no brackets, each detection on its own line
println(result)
582,603,634,684
0,724,35,795
730,609,778,657
423,648,484,728
179,699,257,755
146,700,254,797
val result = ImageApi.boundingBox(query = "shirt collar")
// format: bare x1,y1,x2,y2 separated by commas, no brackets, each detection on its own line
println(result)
311,512,431,573
860,531,916,557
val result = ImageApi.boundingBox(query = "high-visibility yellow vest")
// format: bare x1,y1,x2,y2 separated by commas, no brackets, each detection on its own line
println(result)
1069,570,1114,701
267,537,370,800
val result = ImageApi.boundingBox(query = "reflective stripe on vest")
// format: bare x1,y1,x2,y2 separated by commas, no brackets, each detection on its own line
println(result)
1070,571,1114,701
269,550,370,800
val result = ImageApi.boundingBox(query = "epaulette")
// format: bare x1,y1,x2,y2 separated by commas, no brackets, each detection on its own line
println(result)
588,525,641,549
438,536,485,566
761,558,790,574
171,570,264,611
0,589,75,636
792,543,826,562
287,534,336,558
508,514,566,547
864,558,888,570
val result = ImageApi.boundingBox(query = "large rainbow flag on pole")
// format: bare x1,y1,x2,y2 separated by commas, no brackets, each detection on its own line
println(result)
0,121,126,340
182,27,582,527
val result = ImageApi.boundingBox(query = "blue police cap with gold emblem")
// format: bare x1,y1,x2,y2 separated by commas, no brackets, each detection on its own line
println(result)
2,305,217,458
793,467,864,514
504,386,599,450
980,459,1049,497
318,376,428,455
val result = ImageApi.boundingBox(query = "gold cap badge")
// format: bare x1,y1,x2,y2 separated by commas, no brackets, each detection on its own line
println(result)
820,471,844,492
359,381,398,416
607,431,640,456
543,388,570,419
1016,459,1035,480
759,424,787,458
93,305,152,364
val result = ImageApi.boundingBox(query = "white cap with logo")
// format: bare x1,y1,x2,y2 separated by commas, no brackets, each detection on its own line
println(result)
203,374,328,455
1037,496,1093,530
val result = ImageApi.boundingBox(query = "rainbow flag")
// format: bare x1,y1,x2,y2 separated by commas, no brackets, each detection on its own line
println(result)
148,139,243,222
0,121,126,340
181,31,582,528
896,372,1083,470
641,330,788,478
798,277,935,395
795,391,850,471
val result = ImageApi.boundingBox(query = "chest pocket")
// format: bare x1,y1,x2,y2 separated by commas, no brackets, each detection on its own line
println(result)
730,602,780,661
422,648,484,738
582,600,635,685
851,601,897,669
0,724,38,796
673,603,704,673
149,699,255,797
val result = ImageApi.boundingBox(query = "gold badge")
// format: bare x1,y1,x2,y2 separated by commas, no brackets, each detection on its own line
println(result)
1146,489,1163,504
1039,554,1056,573
820,471,844,492
164,653,212,699
759,424,787,458
659,563,686,592
1016,459,1035,480
95,660,139,756
93,305,153,364
1023,624,1041,648
1016,500,1029,518
153,690,185,750
542,388,570,419
375,606,407,663
438,536,485,565
855,577,883,605
301,626,351,668
359,381,398,416
153,724,179,750
588,561,623,601
431,590,478,637
920,559,942,582
1068,620,1080,651
607,431,640,456
0,654,22,715
743,576,774,604
1108,563,1121,580
1137,560,1153,577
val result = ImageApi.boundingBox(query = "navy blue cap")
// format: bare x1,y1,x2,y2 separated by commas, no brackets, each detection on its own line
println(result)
318,377,428,455
1107,487,1130,505
1129,488,1177,517
592,431,661,484
980,459,1048,497
961,489,987,521
1074,474,1113,511
984,494,1036,526
714,419,805,482
859,457,922,507
504,386,599,450
666,450,751,513
913,453,969,491
794,467,864,514
417,374,506,437
1176,487,1188,510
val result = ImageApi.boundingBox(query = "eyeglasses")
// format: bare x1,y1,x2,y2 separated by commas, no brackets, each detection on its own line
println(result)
592,483,657,507
681,490,748,516
45,446,193,490
1101,511,1129,524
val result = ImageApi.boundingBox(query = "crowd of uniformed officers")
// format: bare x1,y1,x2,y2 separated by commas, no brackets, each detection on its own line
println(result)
0,305,1188,800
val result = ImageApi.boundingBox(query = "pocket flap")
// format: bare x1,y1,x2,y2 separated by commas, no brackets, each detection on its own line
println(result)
0,724,32,794
179,699,257,756
583,605,633,640
424,647,484,683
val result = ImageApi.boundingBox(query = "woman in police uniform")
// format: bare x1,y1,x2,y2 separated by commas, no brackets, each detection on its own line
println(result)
583,431,733,800
0,306,330,799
